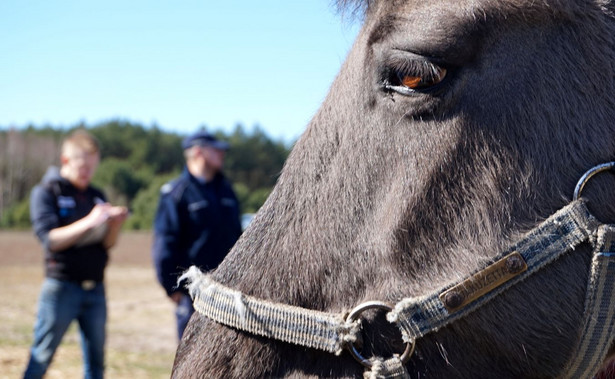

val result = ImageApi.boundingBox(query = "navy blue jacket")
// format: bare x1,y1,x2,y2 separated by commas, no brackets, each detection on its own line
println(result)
30,166,109,282
152,168,242,296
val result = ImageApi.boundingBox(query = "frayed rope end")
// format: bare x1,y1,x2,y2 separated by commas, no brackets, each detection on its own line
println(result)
334,318,361,356
177,267,248,326
177,266,211,300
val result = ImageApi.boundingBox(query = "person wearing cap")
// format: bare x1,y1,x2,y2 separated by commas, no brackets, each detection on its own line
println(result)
152,130,242,340
24,129,129,379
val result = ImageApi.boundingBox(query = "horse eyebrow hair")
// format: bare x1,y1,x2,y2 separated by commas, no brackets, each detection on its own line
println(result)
367,14,401,46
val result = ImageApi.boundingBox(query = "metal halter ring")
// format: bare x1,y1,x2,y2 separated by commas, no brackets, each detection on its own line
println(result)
573,162,615,200
345,301,415,368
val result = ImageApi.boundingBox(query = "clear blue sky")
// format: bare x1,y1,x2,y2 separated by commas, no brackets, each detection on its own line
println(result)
0,1,361,143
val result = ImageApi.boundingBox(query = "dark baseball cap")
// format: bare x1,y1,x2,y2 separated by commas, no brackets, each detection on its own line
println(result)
181,131,230,151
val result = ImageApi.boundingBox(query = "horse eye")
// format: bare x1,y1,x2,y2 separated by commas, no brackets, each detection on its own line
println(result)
382,60,448,95
399,66,447,90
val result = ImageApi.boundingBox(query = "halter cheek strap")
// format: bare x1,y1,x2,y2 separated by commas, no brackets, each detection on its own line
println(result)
387,200,599,342
561,225,615,378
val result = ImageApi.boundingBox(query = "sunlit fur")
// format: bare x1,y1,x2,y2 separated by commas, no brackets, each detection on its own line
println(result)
173,1,615,377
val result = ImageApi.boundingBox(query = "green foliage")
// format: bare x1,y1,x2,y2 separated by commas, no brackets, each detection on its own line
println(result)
243,188,272,214
224,124,289,190
0,120,291,230
90,120,146,160
92,158,151,206
232,183,272,214
132,127,184,174
1,196,31,229
124,172,178,230
89,121,184,173
233,182,250,212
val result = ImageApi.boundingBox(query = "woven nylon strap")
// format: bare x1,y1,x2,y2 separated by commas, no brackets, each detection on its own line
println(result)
181,266,358,355
183,200,607,377
387,200,600,342
560,225,615,378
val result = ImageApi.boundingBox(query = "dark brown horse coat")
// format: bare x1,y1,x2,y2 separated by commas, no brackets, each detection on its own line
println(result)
173,0,615,377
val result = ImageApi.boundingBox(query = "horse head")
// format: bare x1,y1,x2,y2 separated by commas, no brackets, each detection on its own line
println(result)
173,1,615,377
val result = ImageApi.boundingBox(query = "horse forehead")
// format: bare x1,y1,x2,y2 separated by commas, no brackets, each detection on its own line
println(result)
365,0,594,58
372,0,587,31
381,0,583,15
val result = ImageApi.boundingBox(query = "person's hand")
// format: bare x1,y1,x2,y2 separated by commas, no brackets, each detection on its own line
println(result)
83,203,111,229
108,206,129,224
170,292,184,305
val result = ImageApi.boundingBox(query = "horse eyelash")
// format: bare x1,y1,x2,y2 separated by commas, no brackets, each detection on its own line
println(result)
381,57,447,92
392,58,443,79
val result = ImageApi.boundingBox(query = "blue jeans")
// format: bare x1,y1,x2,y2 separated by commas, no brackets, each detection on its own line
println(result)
176,294,194,340
24,278,106,379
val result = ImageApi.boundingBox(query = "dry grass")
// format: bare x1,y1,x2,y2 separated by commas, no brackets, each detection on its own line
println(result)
0,230,177,378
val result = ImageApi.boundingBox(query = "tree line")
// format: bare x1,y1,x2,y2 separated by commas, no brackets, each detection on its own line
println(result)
0,120,292,230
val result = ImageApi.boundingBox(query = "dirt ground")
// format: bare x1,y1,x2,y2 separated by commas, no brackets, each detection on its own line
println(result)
0,230,177,378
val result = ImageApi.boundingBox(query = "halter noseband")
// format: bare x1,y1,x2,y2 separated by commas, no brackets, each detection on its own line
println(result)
181,163,615,378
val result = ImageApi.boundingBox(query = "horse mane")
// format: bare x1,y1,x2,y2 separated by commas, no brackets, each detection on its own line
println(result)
334,0,372,18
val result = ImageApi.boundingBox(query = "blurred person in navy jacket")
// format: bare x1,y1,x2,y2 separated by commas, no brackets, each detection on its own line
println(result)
152,131,242,340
